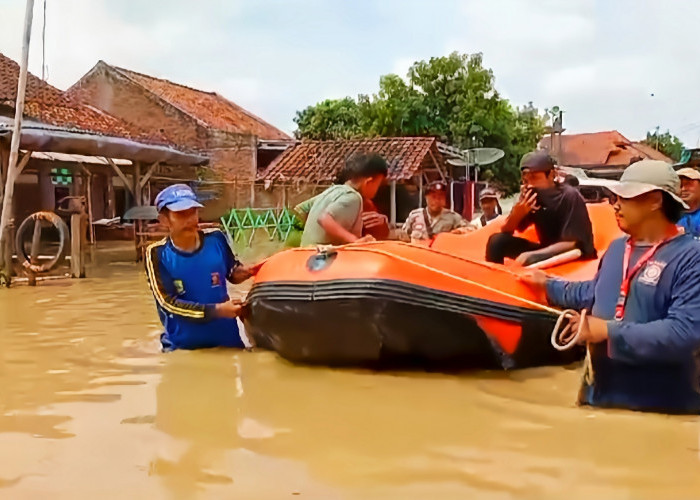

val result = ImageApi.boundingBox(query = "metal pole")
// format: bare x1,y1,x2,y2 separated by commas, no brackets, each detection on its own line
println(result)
418,175,423,208
389,180,397,226
0,0,35,268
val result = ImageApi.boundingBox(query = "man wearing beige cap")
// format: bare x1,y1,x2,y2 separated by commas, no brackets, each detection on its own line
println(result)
521,159,700,413
677,167,700,237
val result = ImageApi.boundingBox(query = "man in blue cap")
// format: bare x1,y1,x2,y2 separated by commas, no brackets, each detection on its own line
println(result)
145,184,253,351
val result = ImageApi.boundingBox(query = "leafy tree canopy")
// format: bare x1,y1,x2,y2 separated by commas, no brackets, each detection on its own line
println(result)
294,52,546,193
641,129,684,162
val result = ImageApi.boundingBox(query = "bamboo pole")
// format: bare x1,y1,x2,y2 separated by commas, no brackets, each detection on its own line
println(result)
0,0,35,274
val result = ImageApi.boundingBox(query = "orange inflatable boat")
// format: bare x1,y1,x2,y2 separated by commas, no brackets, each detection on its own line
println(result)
244,203,622,370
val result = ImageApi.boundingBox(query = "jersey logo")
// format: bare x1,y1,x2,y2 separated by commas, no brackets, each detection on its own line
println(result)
639,260,666,286
173,279,185,294
211,272,221,287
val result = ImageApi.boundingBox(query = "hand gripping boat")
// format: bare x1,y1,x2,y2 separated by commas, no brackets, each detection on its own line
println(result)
243,204,621,370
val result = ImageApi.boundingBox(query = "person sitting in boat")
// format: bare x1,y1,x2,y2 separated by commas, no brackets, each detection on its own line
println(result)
486,151,595,266
145,184,253,351
401,181,474,243
475,187,502,227
677,167,700,238
521,160,700,414
300,153,388,246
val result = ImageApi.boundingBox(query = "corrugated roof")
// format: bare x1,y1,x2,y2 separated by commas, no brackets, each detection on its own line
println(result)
110,65,290,141
0,53,170,145
540,130,672,168
258,137,443,182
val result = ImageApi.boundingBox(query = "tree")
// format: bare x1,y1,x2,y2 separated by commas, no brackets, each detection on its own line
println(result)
293,98,363,140
294,52,547,193
642,129,684,162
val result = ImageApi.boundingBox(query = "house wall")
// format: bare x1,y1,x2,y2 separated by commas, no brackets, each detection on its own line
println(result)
73,65,266,213
71,65,209,149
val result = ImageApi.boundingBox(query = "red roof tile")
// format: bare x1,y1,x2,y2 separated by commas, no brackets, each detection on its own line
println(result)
630,141,674,162
110,65,290,141
0,53,170,145
258,137,443,182
540,130,672,168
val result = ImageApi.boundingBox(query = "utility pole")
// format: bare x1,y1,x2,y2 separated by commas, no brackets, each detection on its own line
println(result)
655,125,660,151
0,0,35,273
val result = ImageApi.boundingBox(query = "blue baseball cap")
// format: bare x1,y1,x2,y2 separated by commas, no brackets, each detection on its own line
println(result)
155,184,204,212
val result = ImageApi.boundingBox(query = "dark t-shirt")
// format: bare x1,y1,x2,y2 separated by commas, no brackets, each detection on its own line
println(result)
517,184,596,258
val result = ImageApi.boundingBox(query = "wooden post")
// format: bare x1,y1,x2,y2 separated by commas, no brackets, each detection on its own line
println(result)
418,175,423,208
133,162,142,261
249,182,255,207
29,218,41,265
134,162,142,207
0,0,34,261
106,174,116,219
1,221,14,286
390,180,397,227
70,213,85,278
26,218,41,286
79,164,95,245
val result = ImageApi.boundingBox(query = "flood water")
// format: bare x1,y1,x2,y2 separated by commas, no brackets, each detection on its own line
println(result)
1,251,699,499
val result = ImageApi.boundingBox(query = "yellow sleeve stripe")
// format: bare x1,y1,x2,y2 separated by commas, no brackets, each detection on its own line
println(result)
145,239,206,319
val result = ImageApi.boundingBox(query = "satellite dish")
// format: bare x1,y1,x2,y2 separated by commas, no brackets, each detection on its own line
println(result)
447,158,468,167
464,148,505,166
123,205,158,221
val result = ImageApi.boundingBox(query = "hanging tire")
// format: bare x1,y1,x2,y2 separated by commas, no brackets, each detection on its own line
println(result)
15,211,70,273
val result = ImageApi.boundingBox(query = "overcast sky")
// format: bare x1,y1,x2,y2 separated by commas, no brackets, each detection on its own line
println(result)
1,0,699,146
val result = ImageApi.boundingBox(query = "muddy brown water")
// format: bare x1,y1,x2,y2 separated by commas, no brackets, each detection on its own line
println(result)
1,251,699,499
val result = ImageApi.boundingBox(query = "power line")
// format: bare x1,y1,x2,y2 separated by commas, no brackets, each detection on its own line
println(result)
41,0,47,80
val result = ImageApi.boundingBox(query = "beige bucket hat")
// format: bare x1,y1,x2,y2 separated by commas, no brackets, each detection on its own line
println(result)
608,160,688,209
676,167,700,181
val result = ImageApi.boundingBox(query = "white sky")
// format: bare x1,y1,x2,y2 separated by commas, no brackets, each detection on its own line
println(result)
1,0,699,146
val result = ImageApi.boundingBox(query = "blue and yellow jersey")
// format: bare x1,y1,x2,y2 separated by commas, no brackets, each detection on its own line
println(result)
145,229,244,350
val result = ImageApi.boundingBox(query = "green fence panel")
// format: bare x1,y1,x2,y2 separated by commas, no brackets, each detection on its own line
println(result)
220,207,301,247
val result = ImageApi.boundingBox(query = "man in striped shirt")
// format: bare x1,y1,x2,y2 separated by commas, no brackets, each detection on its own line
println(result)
145,184,253,351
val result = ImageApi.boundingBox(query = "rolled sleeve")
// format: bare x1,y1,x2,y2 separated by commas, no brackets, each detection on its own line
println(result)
545,277,596,311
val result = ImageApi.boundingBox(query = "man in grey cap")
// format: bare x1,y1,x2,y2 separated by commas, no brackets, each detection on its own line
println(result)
486,151,595,265
677,167,700,237
521,159,700,413
476,187,502,227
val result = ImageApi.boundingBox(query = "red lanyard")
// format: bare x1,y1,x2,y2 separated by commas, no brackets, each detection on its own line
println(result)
615,228,679,321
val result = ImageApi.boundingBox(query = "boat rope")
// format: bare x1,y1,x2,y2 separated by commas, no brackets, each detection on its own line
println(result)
550,309,586,351
337,245,561,314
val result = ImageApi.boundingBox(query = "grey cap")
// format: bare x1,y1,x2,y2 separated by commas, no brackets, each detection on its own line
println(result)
520,151,555,172
608,160,688,209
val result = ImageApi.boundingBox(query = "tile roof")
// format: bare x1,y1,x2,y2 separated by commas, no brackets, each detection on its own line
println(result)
630,141,674,162
540,130,672,168
258,137,443,182
109,65,290,141
0,53,170,145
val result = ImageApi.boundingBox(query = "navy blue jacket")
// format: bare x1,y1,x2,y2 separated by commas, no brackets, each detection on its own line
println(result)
546,234,700,413
146,229,244,351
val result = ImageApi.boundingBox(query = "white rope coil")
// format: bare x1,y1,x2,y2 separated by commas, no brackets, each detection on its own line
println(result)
551,309,586,351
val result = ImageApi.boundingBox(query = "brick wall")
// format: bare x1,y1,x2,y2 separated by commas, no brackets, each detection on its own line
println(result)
71,65,268,216
71,65,208,149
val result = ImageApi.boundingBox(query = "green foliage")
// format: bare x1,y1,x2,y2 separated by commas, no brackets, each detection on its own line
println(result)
294,98,363,140
293,52,546,193
642,129,684,162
